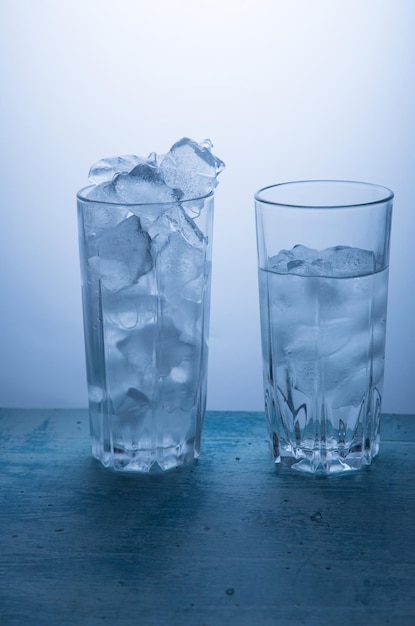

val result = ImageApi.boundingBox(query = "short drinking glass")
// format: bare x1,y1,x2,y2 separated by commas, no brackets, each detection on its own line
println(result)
255,180,393,474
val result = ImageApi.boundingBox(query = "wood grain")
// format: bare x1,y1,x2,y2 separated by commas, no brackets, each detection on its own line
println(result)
1,410,414,625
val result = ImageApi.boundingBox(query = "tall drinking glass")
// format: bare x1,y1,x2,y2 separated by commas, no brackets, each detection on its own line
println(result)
77,191,214,472
255,181,393,474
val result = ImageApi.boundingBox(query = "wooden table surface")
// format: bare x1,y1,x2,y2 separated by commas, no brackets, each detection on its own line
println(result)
1,409,415,626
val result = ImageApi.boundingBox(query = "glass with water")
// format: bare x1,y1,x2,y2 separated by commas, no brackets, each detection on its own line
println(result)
255,181,393,474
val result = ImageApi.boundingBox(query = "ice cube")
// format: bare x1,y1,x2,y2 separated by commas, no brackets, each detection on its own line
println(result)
82,202,131,239
88,256,131,292
113,171,180,207
128,159,161,182
163,298,203,345
331,367,368,408
117,326,155,375
279,323,319,362
160,137,225,201
157,323,195,376
90,215,153,291
182,274,206,303
109,386,152,452
114,387,150,420
158,230,205,297
89,153,182,213
104,293,157,330
163,358,197,413
148,151,165,168
323,330,370,393
318,246,376,277
319,269,375,337
88,155,145,184
165,204,206,248
320,317,355,357
118,321,194,377
98,321,147,407
82,181,122,203
269,245,319,274
291,360,318,398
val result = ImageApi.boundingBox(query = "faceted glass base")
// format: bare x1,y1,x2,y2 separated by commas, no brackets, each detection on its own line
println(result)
93,438,199,473
270,432,380,475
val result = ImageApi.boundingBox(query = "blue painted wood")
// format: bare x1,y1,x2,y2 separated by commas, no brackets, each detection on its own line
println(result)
1,410,415,625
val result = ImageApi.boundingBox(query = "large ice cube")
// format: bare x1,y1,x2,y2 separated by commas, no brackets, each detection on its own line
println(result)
113,170,179,207
160,137,225,201
89,215,153,291
88,155,145,184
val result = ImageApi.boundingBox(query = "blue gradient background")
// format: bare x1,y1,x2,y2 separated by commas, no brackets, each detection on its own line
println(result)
1,0,414,413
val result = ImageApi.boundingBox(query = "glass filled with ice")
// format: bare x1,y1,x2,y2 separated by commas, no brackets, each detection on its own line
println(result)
255,181,393,474
77,138,224,472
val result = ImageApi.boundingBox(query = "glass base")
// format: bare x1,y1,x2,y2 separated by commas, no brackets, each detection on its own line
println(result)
92,438,199,473
271,435,379,475
88,401,204,473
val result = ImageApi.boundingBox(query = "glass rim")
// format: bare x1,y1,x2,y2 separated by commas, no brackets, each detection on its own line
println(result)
76,185,214,206
254,179,394,209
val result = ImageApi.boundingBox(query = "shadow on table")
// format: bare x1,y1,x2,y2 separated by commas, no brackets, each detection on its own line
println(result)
57,455,210,575
249,442,415,565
